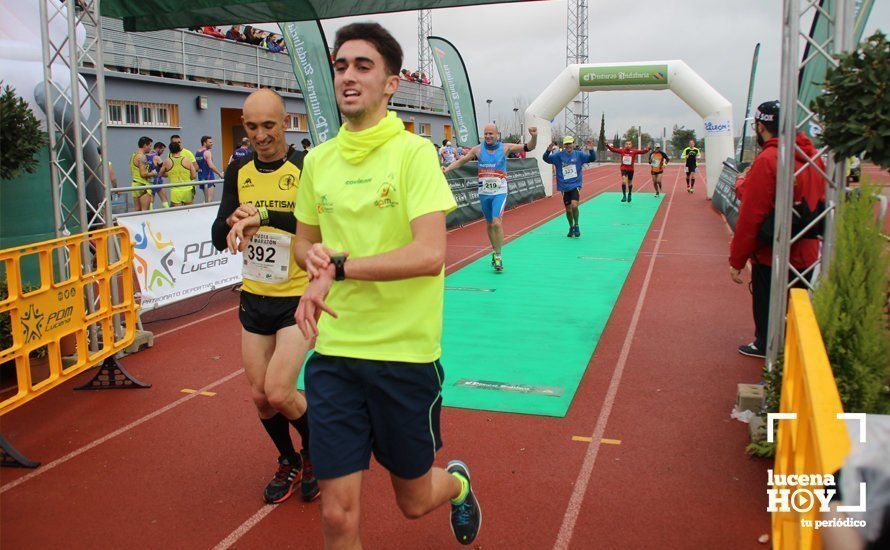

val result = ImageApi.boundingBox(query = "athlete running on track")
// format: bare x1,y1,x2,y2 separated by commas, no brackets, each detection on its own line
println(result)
292,22,481,547
648,144,670,197
211,88,319,506
681,139,702,193
605,140,651,202
543,135,596,237
443,123,537,272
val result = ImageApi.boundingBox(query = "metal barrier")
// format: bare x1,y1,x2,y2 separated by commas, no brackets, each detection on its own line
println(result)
0,227,149,467
772,289,851,549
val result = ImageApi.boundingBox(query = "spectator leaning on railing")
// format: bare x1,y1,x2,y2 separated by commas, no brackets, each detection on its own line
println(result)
226,24,244,42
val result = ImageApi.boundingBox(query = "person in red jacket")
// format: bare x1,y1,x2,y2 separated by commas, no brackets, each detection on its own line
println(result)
729,101,825,358
605,140,652,202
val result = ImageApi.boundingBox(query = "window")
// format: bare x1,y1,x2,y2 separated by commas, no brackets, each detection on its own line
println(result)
107,100,179,128
108,103,123,125
286,112,308,132
418,123,431,137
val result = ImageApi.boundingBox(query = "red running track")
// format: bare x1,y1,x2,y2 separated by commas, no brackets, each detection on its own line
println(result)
1,164,772,549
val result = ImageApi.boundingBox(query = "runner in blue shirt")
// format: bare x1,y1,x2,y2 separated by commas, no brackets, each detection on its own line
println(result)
543,136,596,237
195,135,224,202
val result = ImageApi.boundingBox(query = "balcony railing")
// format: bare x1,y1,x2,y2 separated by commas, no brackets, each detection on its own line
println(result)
83,18,448,114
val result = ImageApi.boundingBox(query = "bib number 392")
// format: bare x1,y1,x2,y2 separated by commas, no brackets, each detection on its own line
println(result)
242,232,290,283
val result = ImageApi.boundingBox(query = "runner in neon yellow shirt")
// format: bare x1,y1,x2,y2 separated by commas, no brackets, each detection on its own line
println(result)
293,22,481,548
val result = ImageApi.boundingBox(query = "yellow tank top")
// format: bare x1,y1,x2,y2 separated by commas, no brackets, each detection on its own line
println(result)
237,157,309,297
166,155,191,184
130,152,150,185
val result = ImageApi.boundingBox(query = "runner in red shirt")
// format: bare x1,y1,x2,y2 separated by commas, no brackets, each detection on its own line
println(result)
605,140,652,202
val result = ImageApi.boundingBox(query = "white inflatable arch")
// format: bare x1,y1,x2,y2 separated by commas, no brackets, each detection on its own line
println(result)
525,61,734,198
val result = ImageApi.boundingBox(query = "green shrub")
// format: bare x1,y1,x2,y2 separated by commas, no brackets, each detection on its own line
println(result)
0,84,48,180
812,180,890,413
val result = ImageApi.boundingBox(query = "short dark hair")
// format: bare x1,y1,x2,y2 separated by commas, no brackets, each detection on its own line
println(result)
333,23,403,77
301,138,311,147
201,135,212,145
170,134,181,141
169,142,182,154
759,119,779,135
138,136,152,148
154,141,166,150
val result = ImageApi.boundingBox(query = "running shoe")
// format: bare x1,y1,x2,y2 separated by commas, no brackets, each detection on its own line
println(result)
574,226,581,237
491,253,497,266
448,460,481,546
621,196,627,203
493,255,503,272
263,455,302,504
567,227,575,238
627,194,632,202
738,342,766,358
300,450,320,502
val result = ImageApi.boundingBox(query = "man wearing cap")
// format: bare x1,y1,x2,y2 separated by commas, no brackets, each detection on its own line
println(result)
543,136,597,237
648,145,670,197
729,100,825,358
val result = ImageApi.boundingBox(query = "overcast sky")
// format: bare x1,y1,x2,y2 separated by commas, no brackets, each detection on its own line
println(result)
261,0,888,141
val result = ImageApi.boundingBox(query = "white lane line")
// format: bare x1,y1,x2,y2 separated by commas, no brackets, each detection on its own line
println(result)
212,505,277,550
0,369,244,493
553,169,681,550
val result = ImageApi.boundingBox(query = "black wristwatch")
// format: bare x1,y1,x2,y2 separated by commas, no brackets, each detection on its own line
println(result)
331,254,347,281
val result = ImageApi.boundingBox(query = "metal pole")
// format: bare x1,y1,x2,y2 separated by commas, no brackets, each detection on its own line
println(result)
38,0,64,240
256,47,261,87
765,0,801,370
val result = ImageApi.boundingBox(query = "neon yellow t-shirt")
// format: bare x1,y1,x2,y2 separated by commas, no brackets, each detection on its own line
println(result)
295,127,457,363
180,147,197,164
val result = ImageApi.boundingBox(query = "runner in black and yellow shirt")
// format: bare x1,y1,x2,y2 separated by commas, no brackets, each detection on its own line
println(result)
292,23,481,548
681,139,703,193
211,88,318,505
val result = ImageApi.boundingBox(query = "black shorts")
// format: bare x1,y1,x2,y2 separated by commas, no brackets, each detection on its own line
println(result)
305,352,444,480
239,291,299,335
685,164,697,174
620,169,634,182
562,188,580,205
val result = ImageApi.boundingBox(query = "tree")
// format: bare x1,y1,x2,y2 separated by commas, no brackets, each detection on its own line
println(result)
811,31,890,169
597,112,607,156
670,125,698,155
812,182,890,413
0,85,48,181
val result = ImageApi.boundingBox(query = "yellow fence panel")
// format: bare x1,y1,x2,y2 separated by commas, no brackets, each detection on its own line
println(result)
772,289,851,550
0,227,137,416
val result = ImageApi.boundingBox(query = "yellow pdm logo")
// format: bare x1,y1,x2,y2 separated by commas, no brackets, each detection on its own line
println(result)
374,183,398,209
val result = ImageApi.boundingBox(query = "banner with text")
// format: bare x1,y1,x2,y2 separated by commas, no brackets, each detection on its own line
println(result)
444,158,547,228
428,36,479,147
116,205,241,309
579,64,669,87
280,20,341,145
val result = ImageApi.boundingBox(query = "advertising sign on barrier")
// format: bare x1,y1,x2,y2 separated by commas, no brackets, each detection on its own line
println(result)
116,205,241,309
444,158,547,228
712,158,743,231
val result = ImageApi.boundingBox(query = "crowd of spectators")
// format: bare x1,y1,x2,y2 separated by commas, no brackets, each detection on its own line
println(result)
189,25,288,53
400,69,431,85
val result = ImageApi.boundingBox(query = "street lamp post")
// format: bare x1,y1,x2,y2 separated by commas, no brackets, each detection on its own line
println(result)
486,99,493,123
513,107,519,137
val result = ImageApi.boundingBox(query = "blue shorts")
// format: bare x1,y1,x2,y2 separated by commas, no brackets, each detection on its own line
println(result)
479,193,507,223
304,352,444,480
199,176,216,190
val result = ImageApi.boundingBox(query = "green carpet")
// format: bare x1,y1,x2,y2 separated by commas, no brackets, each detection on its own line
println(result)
439,192,663,417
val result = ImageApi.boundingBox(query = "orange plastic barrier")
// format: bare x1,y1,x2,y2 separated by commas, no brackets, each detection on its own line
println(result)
0,227,137,416
772,289,851,549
